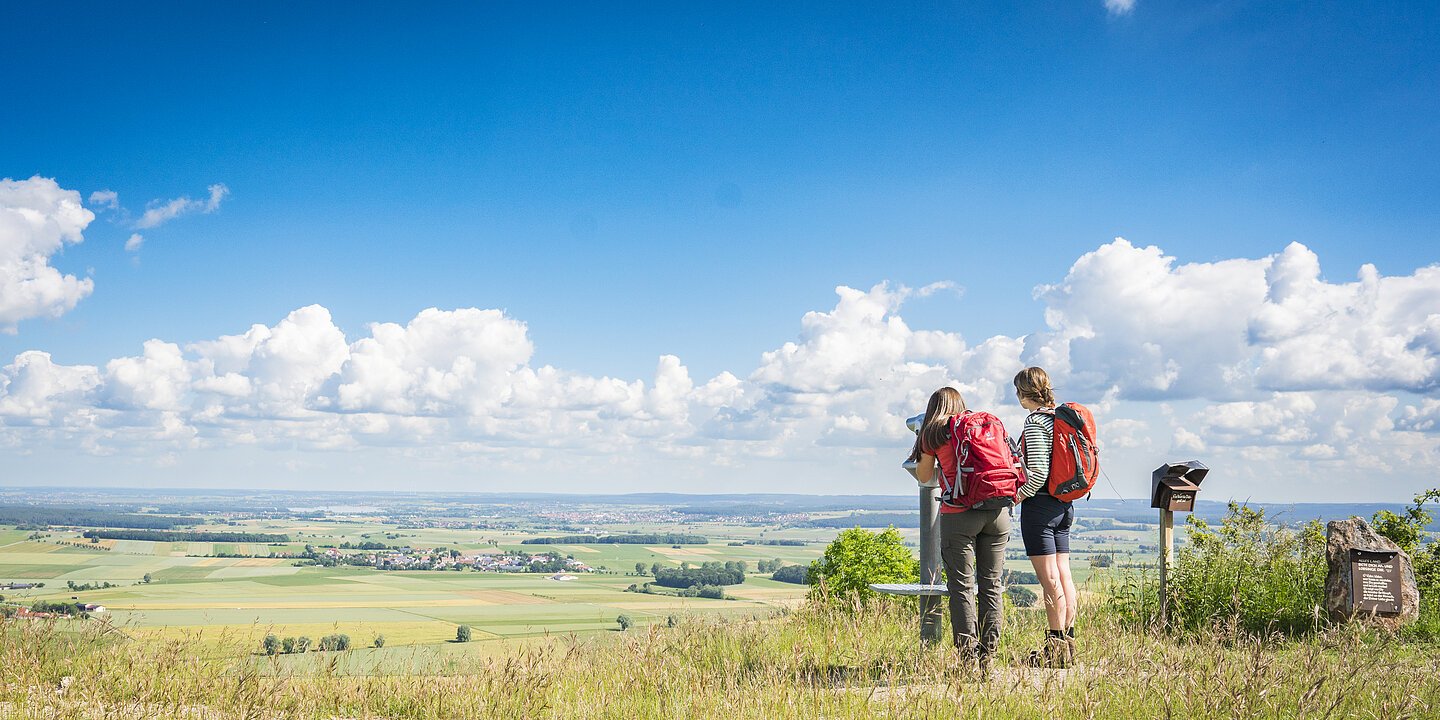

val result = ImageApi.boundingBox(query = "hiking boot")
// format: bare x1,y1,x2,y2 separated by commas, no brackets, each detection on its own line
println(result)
1025,636,1071,669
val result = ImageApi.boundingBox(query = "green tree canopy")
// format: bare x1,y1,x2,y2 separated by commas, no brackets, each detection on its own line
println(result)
806,527,919,605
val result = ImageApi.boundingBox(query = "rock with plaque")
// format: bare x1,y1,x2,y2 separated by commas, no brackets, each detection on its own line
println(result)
1324,518,1419,629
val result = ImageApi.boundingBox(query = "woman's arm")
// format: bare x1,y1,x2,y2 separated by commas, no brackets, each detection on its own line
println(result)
915,452,938,485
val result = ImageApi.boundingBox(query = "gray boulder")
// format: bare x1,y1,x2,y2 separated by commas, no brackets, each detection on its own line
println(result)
1325,518,1419,629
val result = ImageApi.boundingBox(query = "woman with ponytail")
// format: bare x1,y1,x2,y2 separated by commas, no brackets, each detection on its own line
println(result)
909,386,1011,665
1013,366,1077,668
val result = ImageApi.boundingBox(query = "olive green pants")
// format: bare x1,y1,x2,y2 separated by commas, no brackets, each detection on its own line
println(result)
941,506,1011,654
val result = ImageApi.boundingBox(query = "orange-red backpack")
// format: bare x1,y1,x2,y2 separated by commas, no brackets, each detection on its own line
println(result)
1041,403,1100,502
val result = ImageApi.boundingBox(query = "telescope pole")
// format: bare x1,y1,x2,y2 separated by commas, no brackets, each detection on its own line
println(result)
919,484,943,644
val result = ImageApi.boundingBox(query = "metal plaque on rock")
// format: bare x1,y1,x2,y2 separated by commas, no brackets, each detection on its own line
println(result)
1350,549,1401,614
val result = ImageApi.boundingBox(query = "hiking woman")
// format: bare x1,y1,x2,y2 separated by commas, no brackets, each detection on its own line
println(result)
1014,366,1077,666
909,386,1011,663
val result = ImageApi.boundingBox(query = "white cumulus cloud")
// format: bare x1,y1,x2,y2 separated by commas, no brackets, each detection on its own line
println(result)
0,176,96,332
1,239,1438,500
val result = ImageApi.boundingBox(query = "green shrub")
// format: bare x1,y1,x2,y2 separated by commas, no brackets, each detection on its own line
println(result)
1005,584,1038,607
317,633,352,651
1167,503,1326,636
1373,489,1440,641
456,626,472,643
806,527,919,607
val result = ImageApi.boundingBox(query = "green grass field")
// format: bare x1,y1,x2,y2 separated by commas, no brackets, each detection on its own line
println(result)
0,511,1150,663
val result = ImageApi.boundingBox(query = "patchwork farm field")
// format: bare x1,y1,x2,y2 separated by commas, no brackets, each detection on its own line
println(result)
0,490,1165,672
0,517,828,659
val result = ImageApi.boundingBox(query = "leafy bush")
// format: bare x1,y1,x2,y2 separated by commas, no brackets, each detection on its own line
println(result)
455,626,472,643
616,614,633,631
806,527,918,606
771,565,807,584
1006,585,1038,607
1372,488,1440,640
317,634,352,651
1166,503,1326,635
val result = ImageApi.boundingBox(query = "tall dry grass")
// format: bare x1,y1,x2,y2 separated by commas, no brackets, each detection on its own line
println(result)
4,596,1438,719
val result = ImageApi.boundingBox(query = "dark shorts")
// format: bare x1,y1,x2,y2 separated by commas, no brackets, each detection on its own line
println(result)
1020,494,1074,557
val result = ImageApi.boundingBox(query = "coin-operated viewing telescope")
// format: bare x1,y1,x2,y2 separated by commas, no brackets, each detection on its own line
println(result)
1151,460,1209,627
1151,460,1208,512
871,411,946,644
900,413,937,487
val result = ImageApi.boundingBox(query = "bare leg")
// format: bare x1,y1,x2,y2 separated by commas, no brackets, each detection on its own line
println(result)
1028,554,1065,631
1056,552,1078,629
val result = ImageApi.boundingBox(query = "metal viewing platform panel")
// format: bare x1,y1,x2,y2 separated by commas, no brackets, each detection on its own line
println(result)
870,583,947,596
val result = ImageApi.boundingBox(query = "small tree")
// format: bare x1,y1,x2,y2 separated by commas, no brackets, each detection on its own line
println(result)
261,634,280,656
296,636,311,653
651,562,662,577
373,634,385,648
142,573,152,584
281,637,297,654
666,614,678,628
635,562,647,576
1006,585,1039,607
616,614,633,631
337,634,351,651
807,527,919,606
456,625,472,643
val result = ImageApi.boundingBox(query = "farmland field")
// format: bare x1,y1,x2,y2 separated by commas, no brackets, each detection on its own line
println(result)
0,512,836,658
0,490,1191,667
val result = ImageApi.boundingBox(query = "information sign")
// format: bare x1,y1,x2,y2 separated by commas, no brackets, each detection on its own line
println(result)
1349,549,1401,614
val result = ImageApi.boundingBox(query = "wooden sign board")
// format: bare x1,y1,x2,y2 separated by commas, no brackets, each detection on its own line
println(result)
1350,549,1401,614
1165,490,1195,512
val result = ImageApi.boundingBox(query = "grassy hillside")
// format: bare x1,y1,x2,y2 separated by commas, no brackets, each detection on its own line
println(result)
3,598,1436,719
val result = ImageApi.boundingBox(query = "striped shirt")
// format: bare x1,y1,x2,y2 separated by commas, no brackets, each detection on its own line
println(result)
1016,410,1054,500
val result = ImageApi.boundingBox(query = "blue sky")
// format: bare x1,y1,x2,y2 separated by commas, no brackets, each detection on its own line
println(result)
2,2,1438,501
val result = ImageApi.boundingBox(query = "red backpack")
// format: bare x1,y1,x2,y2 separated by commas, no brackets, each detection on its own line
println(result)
1038,403,1100,502
940,411,1024,510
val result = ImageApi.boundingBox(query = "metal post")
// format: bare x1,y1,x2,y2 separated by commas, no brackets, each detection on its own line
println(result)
919,484,943,643
1158,508,1174,627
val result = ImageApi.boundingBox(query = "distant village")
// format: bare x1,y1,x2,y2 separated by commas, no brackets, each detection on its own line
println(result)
302,545,595,574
